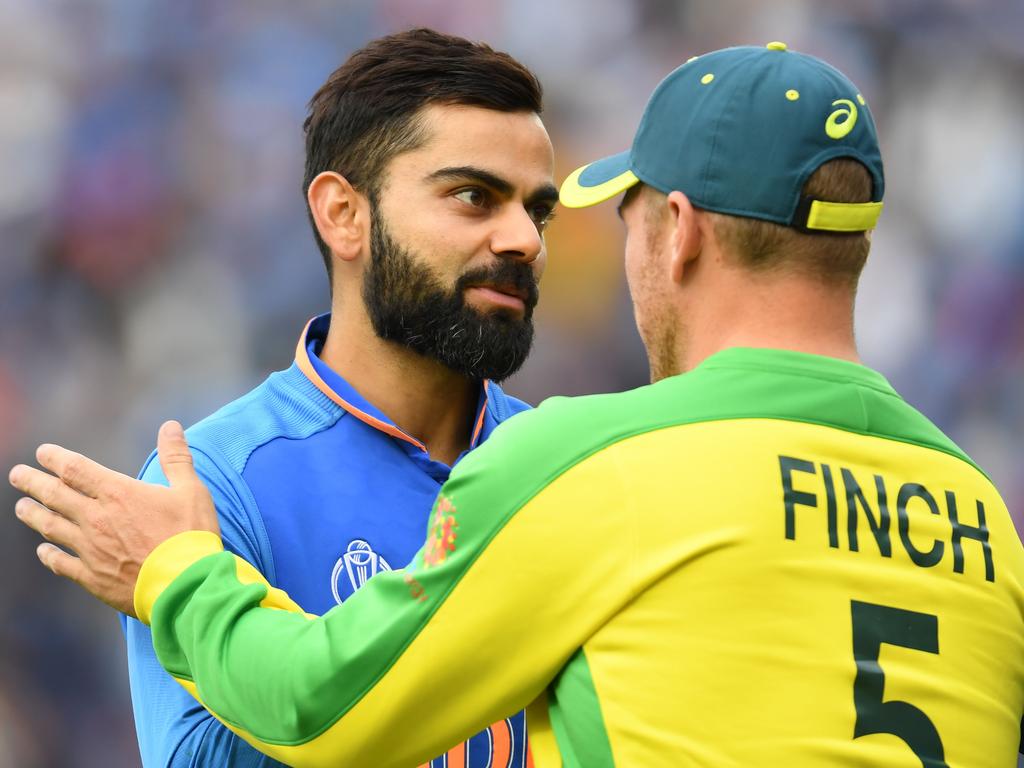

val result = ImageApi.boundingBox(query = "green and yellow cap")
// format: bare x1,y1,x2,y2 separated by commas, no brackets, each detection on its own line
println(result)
560,42,884,232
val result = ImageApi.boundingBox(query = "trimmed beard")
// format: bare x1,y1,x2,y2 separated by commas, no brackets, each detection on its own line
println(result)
362,210,538,382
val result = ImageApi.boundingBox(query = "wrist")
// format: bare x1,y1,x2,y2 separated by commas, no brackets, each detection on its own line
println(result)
134,531,225,624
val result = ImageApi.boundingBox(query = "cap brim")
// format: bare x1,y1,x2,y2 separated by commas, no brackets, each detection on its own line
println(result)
559,150,640,209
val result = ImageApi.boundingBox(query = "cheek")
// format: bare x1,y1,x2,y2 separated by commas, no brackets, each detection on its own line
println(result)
394,209,448,251
623,230,670,335
531,246,548,281
390,216,475,280
623,234,646,296
383,192,469,251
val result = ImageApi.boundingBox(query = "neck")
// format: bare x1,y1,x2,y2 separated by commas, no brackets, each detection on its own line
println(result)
319,298,479,466
677,273,861,374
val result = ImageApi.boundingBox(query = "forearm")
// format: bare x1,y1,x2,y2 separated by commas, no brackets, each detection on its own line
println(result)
138,533,495,768
125,617,283,768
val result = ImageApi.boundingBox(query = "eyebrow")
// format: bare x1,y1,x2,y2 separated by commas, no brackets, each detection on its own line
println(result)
426,165,560,207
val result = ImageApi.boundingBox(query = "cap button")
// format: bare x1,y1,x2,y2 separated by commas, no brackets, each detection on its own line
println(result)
766,41,788,51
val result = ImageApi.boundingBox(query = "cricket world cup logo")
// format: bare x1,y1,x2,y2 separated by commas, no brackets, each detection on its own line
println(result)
331,539,392,605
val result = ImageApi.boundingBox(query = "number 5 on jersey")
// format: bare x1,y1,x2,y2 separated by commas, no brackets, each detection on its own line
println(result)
851,600,947,767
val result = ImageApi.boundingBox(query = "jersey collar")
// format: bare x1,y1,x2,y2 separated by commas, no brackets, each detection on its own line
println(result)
697,347,895,393
294,314,492,454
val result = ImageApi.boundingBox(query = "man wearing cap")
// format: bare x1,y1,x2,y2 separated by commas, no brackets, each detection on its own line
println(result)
11,43,1024,766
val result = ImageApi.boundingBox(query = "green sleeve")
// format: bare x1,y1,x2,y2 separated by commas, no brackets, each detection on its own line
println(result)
139,397,637,768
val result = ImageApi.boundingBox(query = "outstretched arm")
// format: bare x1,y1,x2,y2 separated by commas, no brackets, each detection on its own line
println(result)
10,422,286,767
10,416,630,767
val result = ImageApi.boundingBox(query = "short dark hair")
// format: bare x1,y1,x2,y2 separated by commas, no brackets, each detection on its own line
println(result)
706,158,874,289
303,28,544,280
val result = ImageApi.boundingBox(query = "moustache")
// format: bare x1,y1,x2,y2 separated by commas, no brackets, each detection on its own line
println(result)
455,260,540,311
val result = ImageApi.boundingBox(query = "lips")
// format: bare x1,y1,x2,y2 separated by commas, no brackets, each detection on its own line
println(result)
468,283,529,303
464,285,530,314
458,261,539,316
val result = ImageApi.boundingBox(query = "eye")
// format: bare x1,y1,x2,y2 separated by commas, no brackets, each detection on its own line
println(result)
530,203,557,229
453,187,490,208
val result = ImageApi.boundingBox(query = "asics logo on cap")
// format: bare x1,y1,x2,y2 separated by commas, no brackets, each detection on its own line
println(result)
825,98,858,140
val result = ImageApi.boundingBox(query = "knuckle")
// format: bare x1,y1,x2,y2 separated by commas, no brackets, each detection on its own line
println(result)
89,509,111,537
165,449,194,466
62,454,82,483
37,482,57,509
104,483,126,505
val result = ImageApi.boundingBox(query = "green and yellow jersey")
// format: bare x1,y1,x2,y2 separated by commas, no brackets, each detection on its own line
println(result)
136,348,1024,767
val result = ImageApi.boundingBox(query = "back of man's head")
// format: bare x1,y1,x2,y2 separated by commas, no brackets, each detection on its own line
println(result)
303,28,544,278
707,158,873,290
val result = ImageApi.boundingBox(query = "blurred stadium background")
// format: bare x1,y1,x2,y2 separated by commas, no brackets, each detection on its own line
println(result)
1,0,1022,764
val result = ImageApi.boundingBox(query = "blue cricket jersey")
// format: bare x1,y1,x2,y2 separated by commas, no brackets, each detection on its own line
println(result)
122,314,533,767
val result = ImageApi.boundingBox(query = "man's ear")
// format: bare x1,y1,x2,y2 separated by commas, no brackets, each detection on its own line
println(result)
307,171,369,265
666,190,703,285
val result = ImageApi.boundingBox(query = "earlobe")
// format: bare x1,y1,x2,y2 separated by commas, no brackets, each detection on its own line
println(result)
307,172,366,264
666,190,701,284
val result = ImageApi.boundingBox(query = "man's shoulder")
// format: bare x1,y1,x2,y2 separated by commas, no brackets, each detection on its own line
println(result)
454,356,957,487
184,363,343,477
136,364,342,578
490,377,693,445
451,383,665,493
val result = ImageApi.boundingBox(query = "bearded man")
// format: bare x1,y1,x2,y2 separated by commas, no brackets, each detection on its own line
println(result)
117,28,556,768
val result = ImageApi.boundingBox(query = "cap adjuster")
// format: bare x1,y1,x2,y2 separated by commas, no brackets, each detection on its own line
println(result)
792,197,884,233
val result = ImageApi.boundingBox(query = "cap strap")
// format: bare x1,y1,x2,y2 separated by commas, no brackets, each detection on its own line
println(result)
794,198,884,232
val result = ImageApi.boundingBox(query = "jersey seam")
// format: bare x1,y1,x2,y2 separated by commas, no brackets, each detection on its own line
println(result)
855,381,871,433
192,444,278,586
241,370,344,475
701,359,895,396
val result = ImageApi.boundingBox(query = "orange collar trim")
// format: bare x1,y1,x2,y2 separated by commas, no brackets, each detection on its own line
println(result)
470,379,490,448
294,318,493,456
294,318,427,452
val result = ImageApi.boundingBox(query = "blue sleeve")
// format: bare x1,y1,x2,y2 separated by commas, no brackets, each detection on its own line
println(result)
122,445,283,768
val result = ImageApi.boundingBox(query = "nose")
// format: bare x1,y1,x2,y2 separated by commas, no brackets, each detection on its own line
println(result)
489,206,544,264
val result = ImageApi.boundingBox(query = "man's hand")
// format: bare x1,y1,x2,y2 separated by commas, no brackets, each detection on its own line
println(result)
8,420,219,616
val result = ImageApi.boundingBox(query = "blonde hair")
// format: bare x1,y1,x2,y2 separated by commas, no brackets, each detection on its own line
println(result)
706,158,874,289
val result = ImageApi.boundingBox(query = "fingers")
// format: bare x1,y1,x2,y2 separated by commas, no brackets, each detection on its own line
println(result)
157,420,198,488
36,542,89,585
36,542,134,616
9,464,92,524
35,444,111,499
15,497,82,552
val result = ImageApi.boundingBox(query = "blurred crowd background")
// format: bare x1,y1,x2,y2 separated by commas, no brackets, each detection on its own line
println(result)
1,0,1023,764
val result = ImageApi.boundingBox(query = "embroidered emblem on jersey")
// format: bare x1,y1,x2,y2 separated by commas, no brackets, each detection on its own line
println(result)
330,539,392,605
424,495,459,569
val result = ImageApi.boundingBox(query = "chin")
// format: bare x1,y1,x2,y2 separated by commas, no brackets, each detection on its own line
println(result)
469,303,531,326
